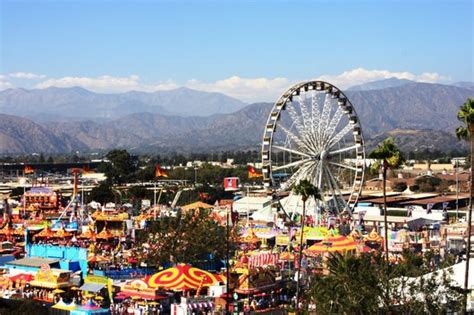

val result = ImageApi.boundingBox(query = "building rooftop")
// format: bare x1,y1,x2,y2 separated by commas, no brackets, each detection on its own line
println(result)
7,257,59,268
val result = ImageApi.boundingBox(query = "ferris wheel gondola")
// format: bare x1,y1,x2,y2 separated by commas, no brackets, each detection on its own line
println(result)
261,80,365,217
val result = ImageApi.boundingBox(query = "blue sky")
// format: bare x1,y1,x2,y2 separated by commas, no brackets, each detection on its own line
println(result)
0,0,472,101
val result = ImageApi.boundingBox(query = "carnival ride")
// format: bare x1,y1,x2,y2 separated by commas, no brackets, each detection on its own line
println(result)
261,80,366,218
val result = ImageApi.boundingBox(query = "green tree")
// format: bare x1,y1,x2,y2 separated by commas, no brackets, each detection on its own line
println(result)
89,183,115,205
141,209,236,266
292,179,321,309
369,138,404,260
99,149,137,184
392,182,408,192
455,97,474,313
307,251,463,314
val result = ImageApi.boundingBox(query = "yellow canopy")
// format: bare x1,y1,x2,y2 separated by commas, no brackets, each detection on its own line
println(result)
181,201,213,211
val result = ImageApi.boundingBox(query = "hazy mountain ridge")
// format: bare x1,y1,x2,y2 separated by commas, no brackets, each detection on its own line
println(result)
0,86,247,119
0,82,472,154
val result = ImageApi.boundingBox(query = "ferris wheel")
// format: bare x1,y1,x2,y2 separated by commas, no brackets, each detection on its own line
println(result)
261,80,365,217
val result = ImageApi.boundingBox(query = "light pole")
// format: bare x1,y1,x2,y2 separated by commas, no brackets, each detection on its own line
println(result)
456,159,459,221
194,165,198,185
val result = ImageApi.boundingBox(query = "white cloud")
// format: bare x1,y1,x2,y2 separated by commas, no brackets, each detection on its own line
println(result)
0,77,13,90
185,76,291,102
33,74,290,102
29,68,449,102
35,75,142,92
8,72,47,79
317,68,448,89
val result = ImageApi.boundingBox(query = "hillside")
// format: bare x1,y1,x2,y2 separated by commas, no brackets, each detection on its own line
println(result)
0,86,247,120
0,82,472,154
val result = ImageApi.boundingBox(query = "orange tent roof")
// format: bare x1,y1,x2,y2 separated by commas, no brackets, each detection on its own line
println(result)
88,255,110,263
147,264,225,291
279,252,295,260
304,236,357,256
53,228,72,238
96,227,114,240
239,230,260,244
181,201,213,211
34,227,55,238
78,228,97,239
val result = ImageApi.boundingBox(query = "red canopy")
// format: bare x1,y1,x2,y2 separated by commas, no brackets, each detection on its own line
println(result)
147,264,225,291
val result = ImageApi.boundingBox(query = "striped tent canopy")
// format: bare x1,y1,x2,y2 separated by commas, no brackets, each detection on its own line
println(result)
34,227,55,239
304,236,357,256
87,255,110,263
147,264,225,291
78,228,97,239
364,230,383,243
96,227,114,240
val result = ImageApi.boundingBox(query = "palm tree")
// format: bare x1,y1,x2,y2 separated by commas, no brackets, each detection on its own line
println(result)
369,138,404,261
292,179,321,310
455,98,474,313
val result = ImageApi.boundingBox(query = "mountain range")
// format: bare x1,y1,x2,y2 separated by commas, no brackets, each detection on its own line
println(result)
0,81,473,154
0,86,246,120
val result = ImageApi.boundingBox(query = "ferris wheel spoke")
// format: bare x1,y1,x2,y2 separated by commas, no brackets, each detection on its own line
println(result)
328,144,358,156
318,93,333,143
286,101,306,137
328,124,353,148
272,145,312,158
299,96,312,130
322,166,339,209
272,158,312,171
287,101,318,151
279,124,309,151
329,161,359,172
325,165,351,215
323,106,345,147
310,92,322,137
283,162,314,189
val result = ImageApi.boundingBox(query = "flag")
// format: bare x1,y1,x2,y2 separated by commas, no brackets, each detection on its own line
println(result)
248,165,262,178
155,164,168,178
24,166,34,174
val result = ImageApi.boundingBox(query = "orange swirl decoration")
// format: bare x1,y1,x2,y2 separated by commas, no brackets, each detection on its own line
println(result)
147,264,225,291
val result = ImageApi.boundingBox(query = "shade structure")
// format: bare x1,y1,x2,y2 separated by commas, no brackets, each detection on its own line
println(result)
54,228,72,238
96,227,114,240
9,273,34,283
147,264,225,291
364,230,383,243
304,236,357,256
279,252,295,261
34,227,55,239
239,230,260,244
53,299,78,311
87,255,110,263
78,228,97,239
181,201,213,212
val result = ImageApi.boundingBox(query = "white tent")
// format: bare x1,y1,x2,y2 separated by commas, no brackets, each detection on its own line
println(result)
279,194,320,217
393,258,474,309
251,205,276,222
233,197,271,214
